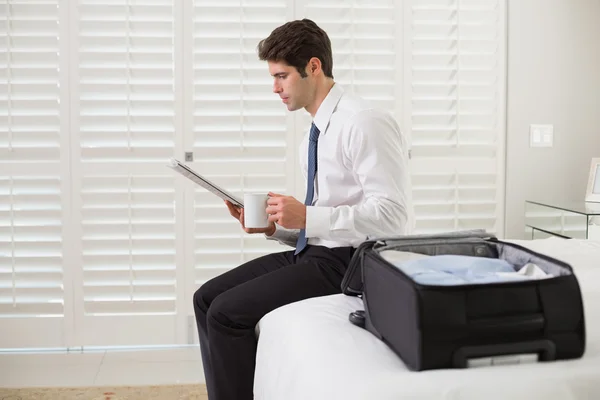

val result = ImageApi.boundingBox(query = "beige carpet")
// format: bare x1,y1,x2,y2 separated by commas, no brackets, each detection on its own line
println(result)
0,384,207,399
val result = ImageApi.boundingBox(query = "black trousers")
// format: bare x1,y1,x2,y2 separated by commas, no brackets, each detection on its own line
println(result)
193,245,355,400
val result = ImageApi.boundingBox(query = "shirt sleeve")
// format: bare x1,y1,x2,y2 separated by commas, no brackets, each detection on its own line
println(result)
305,109,411,241
264,224,299,248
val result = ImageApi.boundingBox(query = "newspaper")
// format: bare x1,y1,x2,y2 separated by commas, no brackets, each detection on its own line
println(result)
167,158,244,208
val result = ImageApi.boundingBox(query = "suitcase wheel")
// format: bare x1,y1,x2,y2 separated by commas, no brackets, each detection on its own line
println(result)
349,310,366,328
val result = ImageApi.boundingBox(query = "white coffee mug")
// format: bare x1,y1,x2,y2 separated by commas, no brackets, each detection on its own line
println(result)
243,193,269,228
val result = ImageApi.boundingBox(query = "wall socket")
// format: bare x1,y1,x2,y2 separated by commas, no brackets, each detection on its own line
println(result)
530,124,554,147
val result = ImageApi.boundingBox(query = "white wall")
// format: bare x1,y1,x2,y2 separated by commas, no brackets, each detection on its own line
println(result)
505,0,600,239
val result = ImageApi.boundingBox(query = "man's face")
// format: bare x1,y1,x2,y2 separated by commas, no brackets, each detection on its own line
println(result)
268,60,313,112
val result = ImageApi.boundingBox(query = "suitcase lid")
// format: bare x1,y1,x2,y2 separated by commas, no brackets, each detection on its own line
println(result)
373,229,494,248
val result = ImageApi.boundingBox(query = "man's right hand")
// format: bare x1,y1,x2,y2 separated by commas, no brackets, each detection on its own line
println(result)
224,200,276,236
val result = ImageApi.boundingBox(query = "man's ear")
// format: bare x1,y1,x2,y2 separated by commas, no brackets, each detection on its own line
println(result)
308,57,322,75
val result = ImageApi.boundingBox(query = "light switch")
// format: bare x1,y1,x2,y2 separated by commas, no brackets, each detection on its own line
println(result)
530,124,554,147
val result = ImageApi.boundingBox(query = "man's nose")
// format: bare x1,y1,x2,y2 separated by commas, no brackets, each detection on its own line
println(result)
273,81,281,93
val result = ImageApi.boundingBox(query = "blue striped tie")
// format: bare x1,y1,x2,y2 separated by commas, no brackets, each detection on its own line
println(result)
295,123,320,255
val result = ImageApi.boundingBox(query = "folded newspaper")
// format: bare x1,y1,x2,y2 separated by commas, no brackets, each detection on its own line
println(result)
167,158,244,207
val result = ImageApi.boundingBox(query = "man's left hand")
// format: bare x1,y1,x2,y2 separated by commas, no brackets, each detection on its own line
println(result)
266,192,306,229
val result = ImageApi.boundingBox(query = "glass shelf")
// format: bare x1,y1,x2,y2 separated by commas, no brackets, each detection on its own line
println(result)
525,200,600,240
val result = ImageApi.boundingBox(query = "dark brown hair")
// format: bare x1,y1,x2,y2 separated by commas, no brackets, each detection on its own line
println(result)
257,19,334,79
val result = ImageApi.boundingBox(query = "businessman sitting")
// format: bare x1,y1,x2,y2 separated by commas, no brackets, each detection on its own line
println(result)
193,18,412,400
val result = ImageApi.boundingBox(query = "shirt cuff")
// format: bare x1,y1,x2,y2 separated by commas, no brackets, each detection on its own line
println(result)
265,224,283,241
305,206,333,239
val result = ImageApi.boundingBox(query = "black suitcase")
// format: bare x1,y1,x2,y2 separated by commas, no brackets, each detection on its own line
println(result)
341,230,586,371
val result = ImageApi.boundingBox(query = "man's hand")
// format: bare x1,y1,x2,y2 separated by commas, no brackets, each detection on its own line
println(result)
224,200,276,236
266,192,306,230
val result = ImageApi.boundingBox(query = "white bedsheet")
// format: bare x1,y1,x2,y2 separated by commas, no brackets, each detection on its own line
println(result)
254,238,600,400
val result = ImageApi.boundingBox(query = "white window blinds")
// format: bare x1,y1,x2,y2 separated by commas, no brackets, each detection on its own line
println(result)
187,0,293,295
0,0,68,348
1,0,506,349
71,0,180,346
407,0,505,235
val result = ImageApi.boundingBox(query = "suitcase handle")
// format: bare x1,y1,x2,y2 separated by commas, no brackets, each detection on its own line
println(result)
469,313,544,334
452,339,556,368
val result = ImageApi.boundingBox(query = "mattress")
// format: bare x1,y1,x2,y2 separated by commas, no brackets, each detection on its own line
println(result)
254,238,600,400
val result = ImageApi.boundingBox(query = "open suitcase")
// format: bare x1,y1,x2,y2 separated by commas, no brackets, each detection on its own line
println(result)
341,230,586,371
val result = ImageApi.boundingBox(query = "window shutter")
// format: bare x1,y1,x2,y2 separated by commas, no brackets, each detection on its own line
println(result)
0,0,68,348
406,0,506,235
72,0,179,346
2,0,508,350
187,0,293,295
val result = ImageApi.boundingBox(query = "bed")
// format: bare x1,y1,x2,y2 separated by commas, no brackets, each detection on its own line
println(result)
254,238,600,400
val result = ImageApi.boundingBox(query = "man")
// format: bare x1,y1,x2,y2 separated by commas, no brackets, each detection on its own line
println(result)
193,18,412,400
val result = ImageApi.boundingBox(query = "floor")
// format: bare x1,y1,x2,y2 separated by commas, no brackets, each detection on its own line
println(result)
0,347,205,388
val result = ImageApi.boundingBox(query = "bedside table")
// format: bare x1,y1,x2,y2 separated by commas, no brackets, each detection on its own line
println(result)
525,200,600,240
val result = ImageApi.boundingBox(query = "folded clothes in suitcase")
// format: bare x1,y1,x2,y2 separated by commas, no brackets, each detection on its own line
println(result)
341,230,586,371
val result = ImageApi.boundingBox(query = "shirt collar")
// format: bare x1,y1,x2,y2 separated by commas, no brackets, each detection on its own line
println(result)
313,83,344,134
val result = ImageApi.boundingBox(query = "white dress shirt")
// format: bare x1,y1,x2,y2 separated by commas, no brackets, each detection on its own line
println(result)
267,83,413,249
